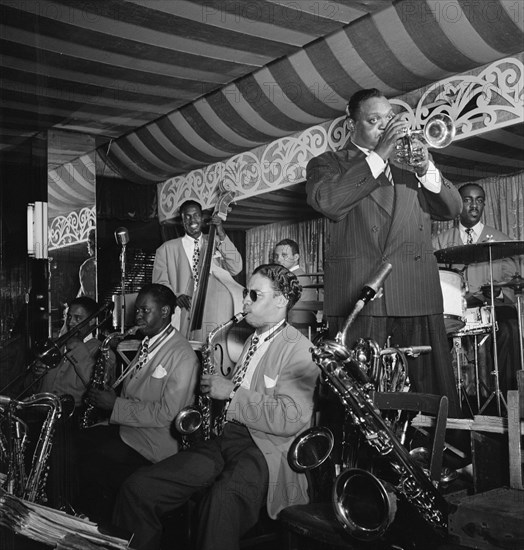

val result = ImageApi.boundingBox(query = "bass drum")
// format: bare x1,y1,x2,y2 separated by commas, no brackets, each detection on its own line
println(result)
438,269,466,334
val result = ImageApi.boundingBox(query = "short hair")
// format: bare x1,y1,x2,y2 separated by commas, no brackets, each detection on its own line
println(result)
252,263,302,311
346,88,384,120
179,200,202,215
275,238,299,256
138,283,177,313
458,183,485,198
69,296,99,317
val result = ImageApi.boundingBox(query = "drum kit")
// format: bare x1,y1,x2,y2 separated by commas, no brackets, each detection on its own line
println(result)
435,240,524,416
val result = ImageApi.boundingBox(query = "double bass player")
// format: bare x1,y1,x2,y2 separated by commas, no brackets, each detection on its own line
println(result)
152,200,243,344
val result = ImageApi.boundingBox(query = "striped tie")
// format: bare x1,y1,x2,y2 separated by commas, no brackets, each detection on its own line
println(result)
372,161,395,215
384,161,394,185
465,228,474,244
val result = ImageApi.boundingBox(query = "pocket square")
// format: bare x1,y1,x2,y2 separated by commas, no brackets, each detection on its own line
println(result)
264,375,277,388
152,365,167,379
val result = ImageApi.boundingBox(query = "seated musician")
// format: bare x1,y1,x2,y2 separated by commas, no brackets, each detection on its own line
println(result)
34,296,114,410
433,183,520,395
152,199,243,341
112,264,319,550
74,283,199,523
273,238,318,336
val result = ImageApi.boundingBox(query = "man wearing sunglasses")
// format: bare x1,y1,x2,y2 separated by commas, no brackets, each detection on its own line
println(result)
113,264,319,550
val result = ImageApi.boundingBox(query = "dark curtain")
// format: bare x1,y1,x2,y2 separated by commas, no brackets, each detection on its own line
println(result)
97,176,157,221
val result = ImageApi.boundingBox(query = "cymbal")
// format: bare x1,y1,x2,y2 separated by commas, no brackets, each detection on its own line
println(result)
301,283,324,289
488,275,524,291
435,240,524,265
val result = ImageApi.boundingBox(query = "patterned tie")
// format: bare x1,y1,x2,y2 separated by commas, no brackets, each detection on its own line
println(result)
214,335,260,433
192,238,200,286
465,228,474,244
372,162,395,216
232,336,260,387
134,337,149,374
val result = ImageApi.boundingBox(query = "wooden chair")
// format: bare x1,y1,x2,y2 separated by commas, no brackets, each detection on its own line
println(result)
278,392,449,550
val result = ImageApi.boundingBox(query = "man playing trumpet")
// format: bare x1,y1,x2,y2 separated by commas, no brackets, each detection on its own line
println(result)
306,88,462,417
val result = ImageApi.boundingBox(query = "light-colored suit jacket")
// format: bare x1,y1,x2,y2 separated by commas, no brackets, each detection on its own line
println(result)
227,324,319,519
306,144,462,317
111,329,199,463
152,235,243,339
432,224,517,302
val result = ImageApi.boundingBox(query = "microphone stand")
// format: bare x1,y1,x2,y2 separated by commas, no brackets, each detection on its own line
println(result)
119,240,127,334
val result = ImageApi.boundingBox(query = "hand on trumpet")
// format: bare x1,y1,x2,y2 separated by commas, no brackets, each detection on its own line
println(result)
200,373,235,401
374,113,410,163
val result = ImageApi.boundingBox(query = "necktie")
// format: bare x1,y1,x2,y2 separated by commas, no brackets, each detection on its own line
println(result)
192,238,200,286
372,162,395,216
134,337,149,374
465,228,474,244
214,335,260,433
384,161,394,185
232,336,260,387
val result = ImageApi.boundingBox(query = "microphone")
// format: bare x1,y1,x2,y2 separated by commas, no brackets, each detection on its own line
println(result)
337,262,393,344
357,262,393,304
114,227,129,246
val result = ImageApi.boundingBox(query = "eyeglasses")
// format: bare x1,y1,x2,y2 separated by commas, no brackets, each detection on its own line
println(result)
242,288,276,302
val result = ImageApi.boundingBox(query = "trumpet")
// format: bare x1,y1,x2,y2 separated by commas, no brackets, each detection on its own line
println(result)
395,113,456,166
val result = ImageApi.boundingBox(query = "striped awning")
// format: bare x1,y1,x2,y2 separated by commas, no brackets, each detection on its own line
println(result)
1,0,523,185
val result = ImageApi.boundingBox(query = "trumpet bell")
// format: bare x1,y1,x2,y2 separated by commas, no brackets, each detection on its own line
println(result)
288,426,334,472
424,113,455,149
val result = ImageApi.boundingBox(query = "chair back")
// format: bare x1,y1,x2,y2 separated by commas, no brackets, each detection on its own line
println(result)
372,391,449,485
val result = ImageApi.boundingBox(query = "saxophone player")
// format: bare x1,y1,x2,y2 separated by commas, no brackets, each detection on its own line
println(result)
74,284,199,523
113,265,319,550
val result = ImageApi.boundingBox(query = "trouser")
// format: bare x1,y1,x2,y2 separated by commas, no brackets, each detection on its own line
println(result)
113,422,269,550
75,425,151,523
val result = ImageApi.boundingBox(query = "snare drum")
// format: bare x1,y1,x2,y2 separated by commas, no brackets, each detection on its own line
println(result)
439,269,466,334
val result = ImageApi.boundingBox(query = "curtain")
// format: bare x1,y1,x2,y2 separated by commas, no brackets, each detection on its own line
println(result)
246,217,325,282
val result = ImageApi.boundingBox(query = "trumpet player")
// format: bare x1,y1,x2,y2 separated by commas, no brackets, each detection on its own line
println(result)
34,296,113,409
306,88,463,418
74,283,199,523
113,265,319,550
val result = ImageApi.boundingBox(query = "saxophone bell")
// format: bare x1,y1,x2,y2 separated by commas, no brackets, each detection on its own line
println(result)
173,406,202,436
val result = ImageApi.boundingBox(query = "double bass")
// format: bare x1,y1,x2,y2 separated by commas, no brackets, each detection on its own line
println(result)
184,188,247,374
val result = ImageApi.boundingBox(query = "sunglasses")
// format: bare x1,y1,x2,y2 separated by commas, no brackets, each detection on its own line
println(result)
242,288,276,302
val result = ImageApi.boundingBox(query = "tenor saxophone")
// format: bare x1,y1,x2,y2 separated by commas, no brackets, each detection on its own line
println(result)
174,312,246,442
79,326,139,429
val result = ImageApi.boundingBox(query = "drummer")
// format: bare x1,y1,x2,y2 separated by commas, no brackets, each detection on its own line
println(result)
433,183,520,394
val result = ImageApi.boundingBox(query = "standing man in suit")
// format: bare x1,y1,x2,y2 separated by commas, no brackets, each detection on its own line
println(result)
75,283,199,523
433,183,520,394
152,200,243,342
306,88,462,417
113,265,319,550
273,238,317,335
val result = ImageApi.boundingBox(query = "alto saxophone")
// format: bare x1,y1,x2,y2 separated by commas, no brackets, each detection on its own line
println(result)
174,312,246,443
0,392,72,503
79,326,138,429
